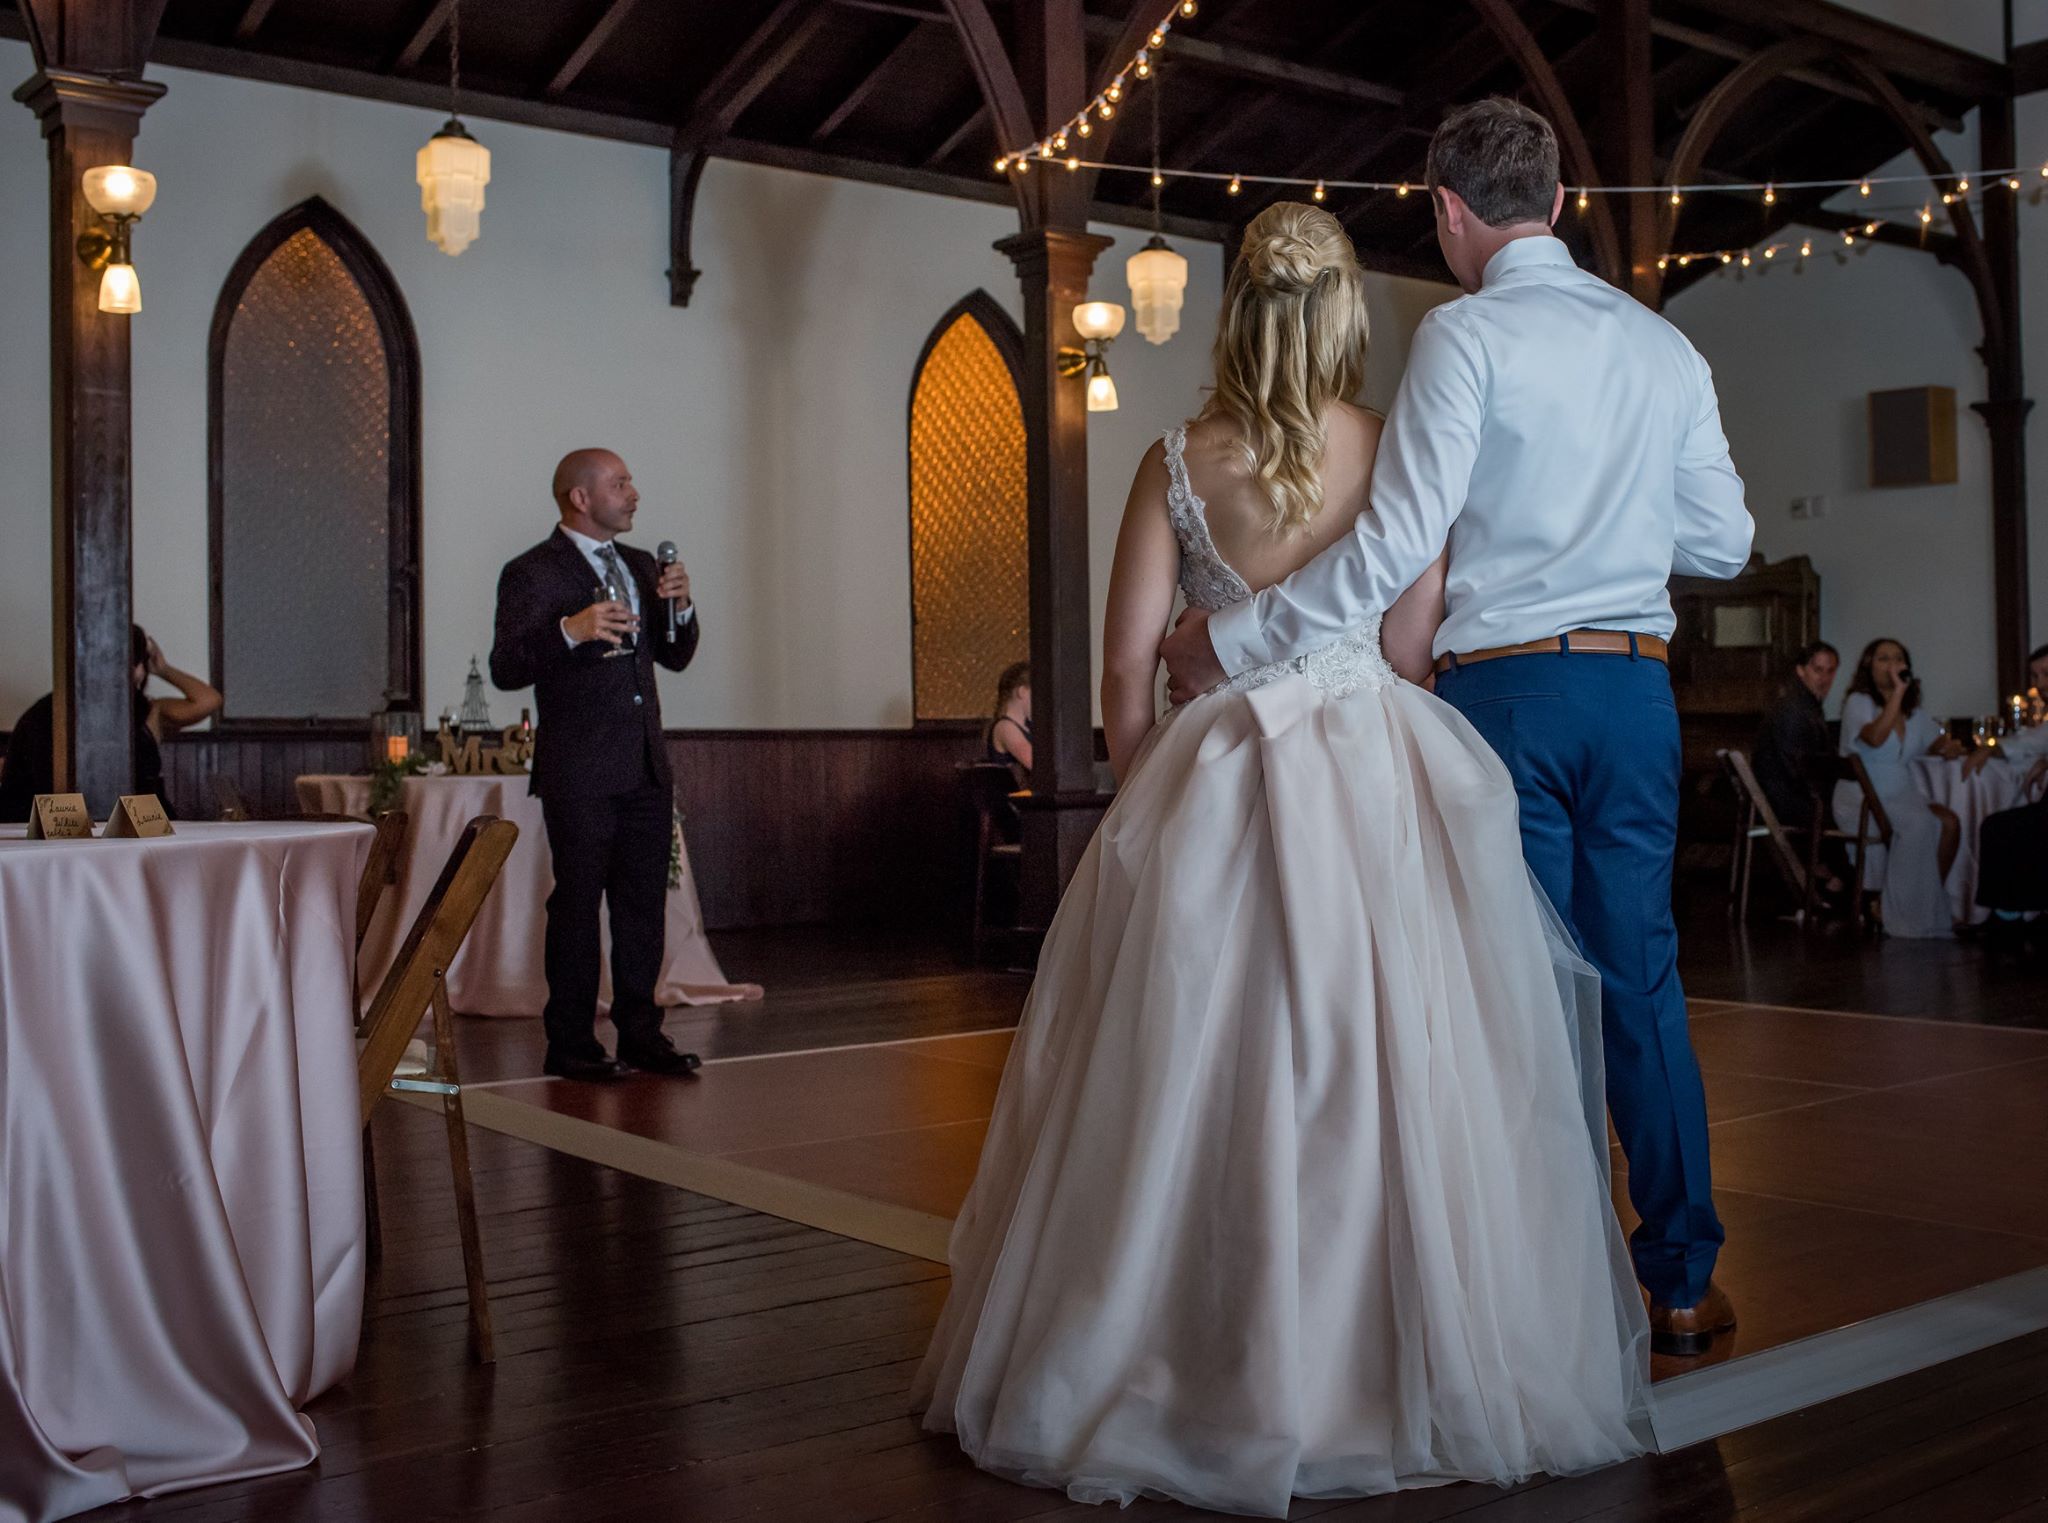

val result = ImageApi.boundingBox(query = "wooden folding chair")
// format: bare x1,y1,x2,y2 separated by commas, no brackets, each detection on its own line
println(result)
1807,755,1892,930
356,814,519,1362
958,762,1024,961
343,808,408,1259
1718,749,1809,923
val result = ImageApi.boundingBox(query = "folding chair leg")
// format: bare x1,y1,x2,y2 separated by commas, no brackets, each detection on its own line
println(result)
1737,833,1754,924
362,1124,383,1263
432,974,494,1364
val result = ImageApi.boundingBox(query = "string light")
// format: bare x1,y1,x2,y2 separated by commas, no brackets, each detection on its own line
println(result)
1150,28,1166,46
1067,155,1079,171
1227,173,1241,195
1312,179,1326,202
1762,246,1775,259
1076,120,1091,137
1865,220,1879,234
1576,188,1589,212
1739,251,1752,267
1800,239,1813,257
1180,0,1196,14
1106,81,1123,102
1151,169,1164,187
1860,179,1872,196
1099,100,1115,119
1055,133,1068,150
1397,182,1410,198
1134,53,1151,78
1921,204,1934,224
2009,176,2023,191
1671,190,1683,206
1656,255,1669,269
1002,2,1185,163
1957,176,1970,194
1763,182,1776,205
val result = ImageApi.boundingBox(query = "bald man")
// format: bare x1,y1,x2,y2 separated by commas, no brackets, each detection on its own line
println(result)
490,449,701,1082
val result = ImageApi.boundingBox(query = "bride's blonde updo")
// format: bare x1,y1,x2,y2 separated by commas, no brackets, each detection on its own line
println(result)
1200,203,1370,535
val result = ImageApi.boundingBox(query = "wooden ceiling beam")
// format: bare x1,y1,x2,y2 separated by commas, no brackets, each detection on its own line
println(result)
1543,0,1964,134
232,0,281,43
1080,14,1404,110
391,0,454,73
675,0,833,147
1662,0,2004,101
545,0,642,96
922,101,988,166
810,18,930,143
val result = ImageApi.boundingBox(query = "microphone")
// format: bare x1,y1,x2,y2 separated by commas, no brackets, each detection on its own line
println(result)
657,541,679,641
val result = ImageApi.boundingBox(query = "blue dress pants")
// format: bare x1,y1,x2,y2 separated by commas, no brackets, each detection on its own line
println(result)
1437,643,1723,1306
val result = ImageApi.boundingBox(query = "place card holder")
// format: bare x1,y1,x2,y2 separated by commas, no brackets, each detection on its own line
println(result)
103,795,174,839
26,793,93,839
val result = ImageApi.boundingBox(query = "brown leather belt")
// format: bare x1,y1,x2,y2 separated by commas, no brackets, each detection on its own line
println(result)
1433,630,1668,675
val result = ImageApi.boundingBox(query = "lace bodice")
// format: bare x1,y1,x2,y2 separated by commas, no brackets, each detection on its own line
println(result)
1162,426,1396,700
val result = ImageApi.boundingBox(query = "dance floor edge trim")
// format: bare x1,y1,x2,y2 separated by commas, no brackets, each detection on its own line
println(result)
409,1087,957,1262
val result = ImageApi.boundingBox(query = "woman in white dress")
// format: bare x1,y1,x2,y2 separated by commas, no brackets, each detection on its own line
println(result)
1834,637,1964,938
914,205,1650,1518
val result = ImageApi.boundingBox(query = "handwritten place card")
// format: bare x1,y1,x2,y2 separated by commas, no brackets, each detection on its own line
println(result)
104,795,173,839
26,793,93,839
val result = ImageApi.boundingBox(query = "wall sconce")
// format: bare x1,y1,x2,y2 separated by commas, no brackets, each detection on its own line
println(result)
78,165,157,314
1059,301,1126,413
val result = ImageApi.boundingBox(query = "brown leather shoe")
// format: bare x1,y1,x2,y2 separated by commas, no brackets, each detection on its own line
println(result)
1649,1280,1737,1357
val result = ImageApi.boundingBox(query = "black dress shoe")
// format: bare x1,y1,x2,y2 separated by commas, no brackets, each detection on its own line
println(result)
543,1050,625,1083
616,1037,703,1077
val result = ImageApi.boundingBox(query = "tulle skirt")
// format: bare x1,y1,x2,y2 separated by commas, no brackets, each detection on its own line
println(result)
916,673,1652,1517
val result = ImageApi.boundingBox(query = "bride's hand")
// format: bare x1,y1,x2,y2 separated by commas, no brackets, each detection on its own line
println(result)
1160,607,1224,705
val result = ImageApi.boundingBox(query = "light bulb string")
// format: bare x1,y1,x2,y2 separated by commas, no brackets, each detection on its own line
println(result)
1000,0,1191,165
1009,156,2048,199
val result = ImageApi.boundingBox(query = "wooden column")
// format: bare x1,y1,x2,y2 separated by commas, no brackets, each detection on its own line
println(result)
15,65,164,811
1973,91,2032,697
1596,0,1660,307
998,225,1112,925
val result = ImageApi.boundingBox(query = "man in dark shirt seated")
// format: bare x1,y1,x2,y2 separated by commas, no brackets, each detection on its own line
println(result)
1751,640,1843,896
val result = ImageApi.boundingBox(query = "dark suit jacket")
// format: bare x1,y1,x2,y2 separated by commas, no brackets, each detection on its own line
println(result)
0,692,168,823
489,528,700,798
1751,681,1830,826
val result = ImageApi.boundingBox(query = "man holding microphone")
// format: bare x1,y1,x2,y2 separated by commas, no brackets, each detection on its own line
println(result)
491,448,701,1082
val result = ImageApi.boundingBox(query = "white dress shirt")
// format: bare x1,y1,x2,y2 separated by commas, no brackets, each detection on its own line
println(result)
558,525,693,646
1209,235,1755,672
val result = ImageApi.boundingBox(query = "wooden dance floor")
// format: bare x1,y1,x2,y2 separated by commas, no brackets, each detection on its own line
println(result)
452,996,2048,1374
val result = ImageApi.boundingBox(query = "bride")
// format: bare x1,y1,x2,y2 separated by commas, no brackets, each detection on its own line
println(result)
914,203,1651,1517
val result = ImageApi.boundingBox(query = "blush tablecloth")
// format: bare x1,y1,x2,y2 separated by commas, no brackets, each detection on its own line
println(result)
1912,753,2045,926
292,775,761,1016
0,821,372,1523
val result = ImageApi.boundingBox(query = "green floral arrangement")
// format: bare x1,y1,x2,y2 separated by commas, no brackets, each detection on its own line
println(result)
368,753,429,815
668,806,684,891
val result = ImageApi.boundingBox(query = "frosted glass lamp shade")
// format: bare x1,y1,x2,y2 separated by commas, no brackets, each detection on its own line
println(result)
1126,236,1188,345
1072,301,1126,341
417,122,491,256
98,262,141,314
82,166,156,219
1085,362,1119,412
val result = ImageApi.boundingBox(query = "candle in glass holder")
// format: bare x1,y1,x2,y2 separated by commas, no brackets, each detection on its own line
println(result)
387,734,409,764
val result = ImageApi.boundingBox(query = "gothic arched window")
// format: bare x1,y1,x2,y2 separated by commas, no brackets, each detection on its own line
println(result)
907,291,1028,722
208,197,421,724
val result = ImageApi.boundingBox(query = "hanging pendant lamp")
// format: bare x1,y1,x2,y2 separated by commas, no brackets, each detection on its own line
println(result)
417,0,491,255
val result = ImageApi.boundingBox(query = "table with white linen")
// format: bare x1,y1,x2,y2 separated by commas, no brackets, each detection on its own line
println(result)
0,820,372,1522
1913,753,2046,925
293,774,762,1015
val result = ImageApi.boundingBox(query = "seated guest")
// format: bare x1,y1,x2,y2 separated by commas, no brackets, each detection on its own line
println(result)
2031,642,2048,705
1752,640,1845,900
0,626,221,821
1835,637,1963,938
1976,722,2048,938
986,661,1032,779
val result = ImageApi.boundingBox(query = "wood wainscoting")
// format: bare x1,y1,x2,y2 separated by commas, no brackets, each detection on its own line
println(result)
149,724,991,931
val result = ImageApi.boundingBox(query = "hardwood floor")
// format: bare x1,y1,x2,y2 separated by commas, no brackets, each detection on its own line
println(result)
83,916,2048,1523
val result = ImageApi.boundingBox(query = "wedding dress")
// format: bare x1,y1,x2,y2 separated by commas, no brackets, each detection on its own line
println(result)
915,427,1652,1517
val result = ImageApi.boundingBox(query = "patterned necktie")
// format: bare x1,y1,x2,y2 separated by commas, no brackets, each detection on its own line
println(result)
596,543,630,610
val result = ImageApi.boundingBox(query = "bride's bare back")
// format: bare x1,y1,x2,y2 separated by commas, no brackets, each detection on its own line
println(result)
1178,403,1381,595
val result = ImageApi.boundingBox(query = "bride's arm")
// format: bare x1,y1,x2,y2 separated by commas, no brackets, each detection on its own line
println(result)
1102,444,1182,784
1381,551,1448,686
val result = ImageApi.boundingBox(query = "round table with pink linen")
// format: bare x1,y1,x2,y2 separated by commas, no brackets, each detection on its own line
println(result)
1912,753,2047,925
0,820,371,1522
293,773,761,1015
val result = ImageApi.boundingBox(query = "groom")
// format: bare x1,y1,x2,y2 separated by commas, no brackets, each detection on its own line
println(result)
1161,98,1755,1356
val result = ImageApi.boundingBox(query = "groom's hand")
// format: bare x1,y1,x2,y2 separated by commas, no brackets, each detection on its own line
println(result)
1160,607,1225,706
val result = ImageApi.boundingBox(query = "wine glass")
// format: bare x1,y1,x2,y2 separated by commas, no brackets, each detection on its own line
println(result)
598,574,638,659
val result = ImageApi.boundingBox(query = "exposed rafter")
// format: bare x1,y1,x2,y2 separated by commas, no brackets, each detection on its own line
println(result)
232,0,281,43
923,101,988,166
391,0,454,73
1672,0,2005,101
811,18,930,143
546,0,642,96
1080,14,1405,111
